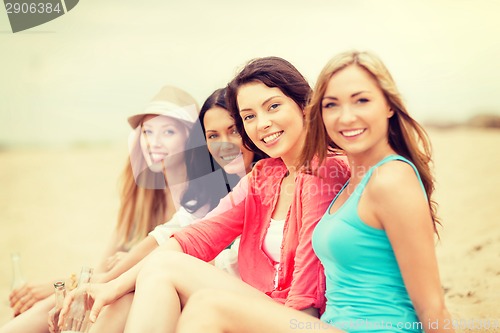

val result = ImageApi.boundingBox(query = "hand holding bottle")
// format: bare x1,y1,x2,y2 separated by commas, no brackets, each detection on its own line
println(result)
57,267,94,332
48,281,66,333
48,306,59,333
58,280,122,328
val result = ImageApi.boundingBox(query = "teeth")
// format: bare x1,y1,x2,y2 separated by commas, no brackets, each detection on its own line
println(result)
262,132,283,143
342,129,364,137
151,153,166,161
220,154,240,161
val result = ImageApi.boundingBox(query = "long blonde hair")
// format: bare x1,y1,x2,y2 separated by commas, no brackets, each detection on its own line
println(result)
301,50,440,234
115,129,169,250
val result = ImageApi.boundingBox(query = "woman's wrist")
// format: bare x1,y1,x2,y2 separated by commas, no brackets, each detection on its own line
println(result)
90,272,106,284
109,274,132,299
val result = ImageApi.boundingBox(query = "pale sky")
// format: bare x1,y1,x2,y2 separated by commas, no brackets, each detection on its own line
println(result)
1,0,499,146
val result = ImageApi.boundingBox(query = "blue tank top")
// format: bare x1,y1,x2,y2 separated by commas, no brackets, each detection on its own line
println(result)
312,155,425,333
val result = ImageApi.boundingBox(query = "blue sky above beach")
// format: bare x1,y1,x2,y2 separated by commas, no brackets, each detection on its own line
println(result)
0,0,499,147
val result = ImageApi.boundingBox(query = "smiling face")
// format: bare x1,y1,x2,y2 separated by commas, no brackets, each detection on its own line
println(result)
139,114,188,173
237,82,305,165
203,106,254,175
321,65,394,161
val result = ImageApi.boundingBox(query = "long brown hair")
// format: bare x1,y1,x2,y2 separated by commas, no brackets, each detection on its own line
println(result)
301,50,440,234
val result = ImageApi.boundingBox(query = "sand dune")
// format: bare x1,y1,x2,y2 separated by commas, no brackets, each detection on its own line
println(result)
1,129,499,332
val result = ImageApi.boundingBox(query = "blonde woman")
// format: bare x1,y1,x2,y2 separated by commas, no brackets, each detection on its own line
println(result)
2,85,198,333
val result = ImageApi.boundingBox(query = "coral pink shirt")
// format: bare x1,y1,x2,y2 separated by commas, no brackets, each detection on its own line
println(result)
173,156,349,311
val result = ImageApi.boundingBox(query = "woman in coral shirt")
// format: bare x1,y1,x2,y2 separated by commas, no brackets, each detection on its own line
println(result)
59,57,349,333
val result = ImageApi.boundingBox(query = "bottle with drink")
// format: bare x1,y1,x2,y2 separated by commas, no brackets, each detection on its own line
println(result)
59,266,94,333
10,252,26,290
49,281,66,333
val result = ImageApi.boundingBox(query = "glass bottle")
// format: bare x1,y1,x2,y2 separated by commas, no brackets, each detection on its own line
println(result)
52,281,66,333
10,252,26,290
60,266,93,333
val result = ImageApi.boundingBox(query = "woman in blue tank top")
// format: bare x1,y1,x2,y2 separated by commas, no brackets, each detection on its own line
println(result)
300,50,454,332
172,51,454,333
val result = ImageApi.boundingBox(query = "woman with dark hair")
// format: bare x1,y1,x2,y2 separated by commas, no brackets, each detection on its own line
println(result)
51,87,260,333
174,51,453,333
180,88,259,214
148,87,259,277
59,57,349,333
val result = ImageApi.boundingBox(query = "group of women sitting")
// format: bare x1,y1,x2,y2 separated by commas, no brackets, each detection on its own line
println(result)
3,50,454,333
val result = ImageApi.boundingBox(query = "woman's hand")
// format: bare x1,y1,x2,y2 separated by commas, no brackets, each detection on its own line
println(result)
58,281,121,328
89,272,107,284
9,281,54,315
47,306,60,333
106,251,128,271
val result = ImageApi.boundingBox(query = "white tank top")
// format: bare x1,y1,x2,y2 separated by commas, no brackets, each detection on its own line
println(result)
263,218,285,288
263,218,285,262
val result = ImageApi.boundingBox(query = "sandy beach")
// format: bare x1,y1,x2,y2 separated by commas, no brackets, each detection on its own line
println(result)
430,129,500,332
1,128,499,332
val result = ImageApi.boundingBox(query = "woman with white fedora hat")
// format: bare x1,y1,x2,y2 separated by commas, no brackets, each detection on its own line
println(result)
4,85,201,333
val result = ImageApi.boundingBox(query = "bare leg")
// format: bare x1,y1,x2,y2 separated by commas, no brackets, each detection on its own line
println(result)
177,289,344,333
0,296,53,333
124,248,268,333
88,292,134,333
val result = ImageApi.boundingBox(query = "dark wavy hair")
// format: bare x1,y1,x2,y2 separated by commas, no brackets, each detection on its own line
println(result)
226,57,312,157
180,88,261,213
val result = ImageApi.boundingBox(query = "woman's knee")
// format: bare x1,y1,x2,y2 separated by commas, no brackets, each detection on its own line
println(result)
136,250,187,285
187,289,222,307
